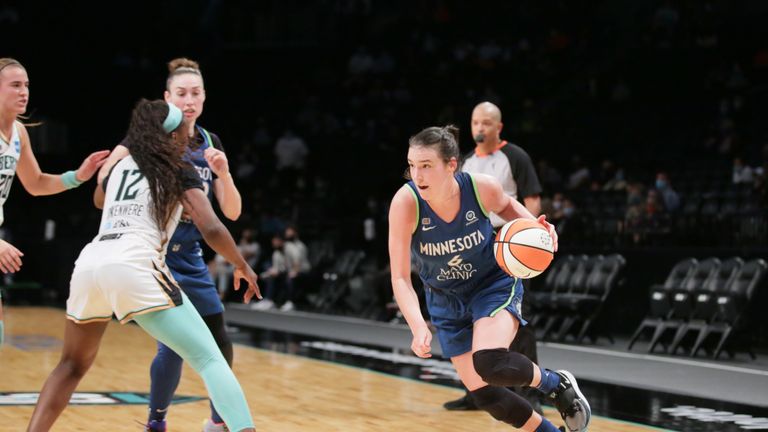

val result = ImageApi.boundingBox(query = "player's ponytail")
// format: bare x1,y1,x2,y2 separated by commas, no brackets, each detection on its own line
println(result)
124,99,188,230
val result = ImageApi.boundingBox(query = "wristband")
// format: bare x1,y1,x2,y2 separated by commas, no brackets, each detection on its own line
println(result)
61,170,84,189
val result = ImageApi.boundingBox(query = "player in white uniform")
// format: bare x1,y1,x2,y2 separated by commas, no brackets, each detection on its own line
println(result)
0,58,109,347
27,99,259,432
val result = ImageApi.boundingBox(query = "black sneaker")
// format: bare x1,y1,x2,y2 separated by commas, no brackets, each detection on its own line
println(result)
442,393,478,411
548,370,591,432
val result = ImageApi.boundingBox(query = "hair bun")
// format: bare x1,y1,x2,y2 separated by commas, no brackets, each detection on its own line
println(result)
167,57,200,73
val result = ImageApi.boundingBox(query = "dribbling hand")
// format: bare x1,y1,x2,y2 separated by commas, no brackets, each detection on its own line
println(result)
234,265,262,304
75,150,111,182
0,239,23,274
411,325,433,358
537,215,558,252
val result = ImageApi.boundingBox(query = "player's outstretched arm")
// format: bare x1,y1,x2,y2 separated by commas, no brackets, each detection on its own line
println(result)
183,188,261,303
15,124,109,196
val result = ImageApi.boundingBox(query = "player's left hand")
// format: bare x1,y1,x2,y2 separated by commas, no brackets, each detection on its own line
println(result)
204,147,229,178
537,215,558,252
75,150,111,182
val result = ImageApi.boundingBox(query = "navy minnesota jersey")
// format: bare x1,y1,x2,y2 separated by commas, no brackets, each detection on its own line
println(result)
172,126,222,244
408,172,509,292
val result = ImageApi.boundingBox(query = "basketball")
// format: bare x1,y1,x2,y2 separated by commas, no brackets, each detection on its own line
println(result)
494,219,555,279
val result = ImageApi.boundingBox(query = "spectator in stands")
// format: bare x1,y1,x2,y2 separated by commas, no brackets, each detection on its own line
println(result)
566,155,591,190
549,192,566,226
282,225,311,312
732,157,754,185
251,233,289,311
259,209,286,240
603,168,627,192
274,128,309,190
216,228,261,299
624,182,646,242
654,172,680,212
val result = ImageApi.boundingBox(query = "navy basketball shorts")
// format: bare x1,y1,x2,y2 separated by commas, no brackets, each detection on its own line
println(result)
425,276,526,358
167,243,224,317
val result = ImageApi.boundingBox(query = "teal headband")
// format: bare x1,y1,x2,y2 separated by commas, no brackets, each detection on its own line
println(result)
162,103,183,133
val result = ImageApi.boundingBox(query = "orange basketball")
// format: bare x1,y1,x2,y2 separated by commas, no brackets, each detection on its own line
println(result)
493,219,554,279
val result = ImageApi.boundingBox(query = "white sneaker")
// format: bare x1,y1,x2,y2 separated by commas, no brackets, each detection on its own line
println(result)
280,301,295,312
201,418,229,432
250,298,275,310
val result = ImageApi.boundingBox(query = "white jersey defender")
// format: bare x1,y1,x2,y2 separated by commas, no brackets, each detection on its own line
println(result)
67,156,201,324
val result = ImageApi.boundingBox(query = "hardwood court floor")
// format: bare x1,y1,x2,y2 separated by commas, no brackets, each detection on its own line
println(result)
0,307,668,431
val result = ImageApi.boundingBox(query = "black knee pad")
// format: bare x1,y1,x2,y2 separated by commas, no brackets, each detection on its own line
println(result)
471,386,533,428
473,348,534,387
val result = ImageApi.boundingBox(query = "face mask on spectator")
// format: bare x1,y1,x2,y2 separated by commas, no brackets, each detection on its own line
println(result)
655,179,667,190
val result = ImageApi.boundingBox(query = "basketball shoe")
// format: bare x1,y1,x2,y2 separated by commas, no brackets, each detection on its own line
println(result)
548,370,591,432
202,418,229,432
144,419,166,432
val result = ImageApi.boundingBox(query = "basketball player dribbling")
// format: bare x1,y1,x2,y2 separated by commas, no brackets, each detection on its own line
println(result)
96,58,242,432
27,100,258,432
0,58,109,348
388,125,591,432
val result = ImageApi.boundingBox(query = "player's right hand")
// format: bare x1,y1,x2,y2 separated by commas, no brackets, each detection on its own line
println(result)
0,239,23,273
233,265,261,304
411,325,433,358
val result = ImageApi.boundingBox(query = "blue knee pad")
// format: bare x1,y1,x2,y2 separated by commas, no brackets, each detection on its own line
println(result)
473,348,534,387
471,386,533,428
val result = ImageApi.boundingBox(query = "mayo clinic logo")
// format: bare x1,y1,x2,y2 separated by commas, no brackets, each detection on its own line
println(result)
465,211,478,226
437,254,478,281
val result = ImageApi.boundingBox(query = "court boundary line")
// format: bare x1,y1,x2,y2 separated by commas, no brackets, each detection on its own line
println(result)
542,342,768,377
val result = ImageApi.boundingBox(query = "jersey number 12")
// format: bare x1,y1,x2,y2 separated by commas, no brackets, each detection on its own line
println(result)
114,169,145,201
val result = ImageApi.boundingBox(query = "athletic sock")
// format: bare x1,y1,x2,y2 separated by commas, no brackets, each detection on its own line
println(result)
535,367,561,394
536,417,561,432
